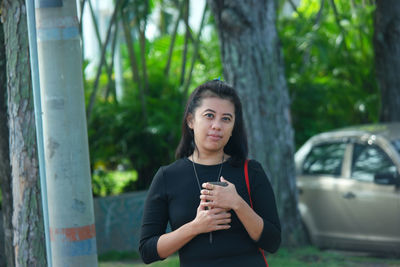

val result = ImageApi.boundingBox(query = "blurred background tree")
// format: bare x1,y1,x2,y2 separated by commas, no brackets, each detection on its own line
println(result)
1,0,46,265
373,0,400,122
0,2,12,264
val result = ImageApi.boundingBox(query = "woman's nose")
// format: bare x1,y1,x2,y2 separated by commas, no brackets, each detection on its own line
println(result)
211,120,221,130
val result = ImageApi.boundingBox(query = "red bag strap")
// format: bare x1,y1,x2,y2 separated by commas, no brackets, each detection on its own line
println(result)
244,159,269,267
244,159,253,208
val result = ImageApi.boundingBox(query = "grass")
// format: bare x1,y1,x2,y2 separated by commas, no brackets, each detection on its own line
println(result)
98,246,400,267
98,250,140,262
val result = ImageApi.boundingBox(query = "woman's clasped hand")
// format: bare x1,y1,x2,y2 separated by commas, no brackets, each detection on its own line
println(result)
200,177,239,211
192,202,231,234
191,176,238,233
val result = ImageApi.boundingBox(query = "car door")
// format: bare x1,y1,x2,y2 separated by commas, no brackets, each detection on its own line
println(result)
339,142,400,248
297,142,353,240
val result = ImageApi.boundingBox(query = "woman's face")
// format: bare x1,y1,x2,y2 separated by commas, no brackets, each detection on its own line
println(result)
187,97,235,156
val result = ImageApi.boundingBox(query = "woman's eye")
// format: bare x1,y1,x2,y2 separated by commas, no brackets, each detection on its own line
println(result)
222,117,231,122
205,113,214,118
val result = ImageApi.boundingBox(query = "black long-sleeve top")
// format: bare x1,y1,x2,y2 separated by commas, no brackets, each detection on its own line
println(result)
139,158,281,266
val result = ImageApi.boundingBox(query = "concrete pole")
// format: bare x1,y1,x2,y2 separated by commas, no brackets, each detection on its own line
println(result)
34,0,98,266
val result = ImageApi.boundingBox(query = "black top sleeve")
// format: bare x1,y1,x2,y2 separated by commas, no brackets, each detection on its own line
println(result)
248,160,281,252
139,167,168,264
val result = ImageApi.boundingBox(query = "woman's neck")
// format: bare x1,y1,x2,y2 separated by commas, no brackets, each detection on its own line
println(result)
191,150,226,165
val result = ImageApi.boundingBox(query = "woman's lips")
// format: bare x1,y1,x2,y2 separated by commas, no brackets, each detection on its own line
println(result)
208,134,222,141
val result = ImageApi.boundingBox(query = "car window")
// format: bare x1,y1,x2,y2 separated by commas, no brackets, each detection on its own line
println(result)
302,143,346,176
351,143,397,183
392,139,400,156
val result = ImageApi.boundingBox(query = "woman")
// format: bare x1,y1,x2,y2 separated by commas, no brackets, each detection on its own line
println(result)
139,80,281,266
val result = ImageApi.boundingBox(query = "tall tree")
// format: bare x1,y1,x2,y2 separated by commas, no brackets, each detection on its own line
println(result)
209,0,305,246
374,0,400,122
0,2,13,264
1,0,47,265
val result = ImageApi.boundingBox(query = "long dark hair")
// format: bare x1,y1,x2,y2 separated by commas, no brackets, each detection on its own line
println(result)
175,80,248,165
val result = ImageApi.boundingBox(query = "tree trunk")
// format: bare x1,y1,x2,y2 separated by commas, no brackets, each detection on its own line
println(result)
209,0,306,246
164,0,184,76
180,0,190,86
374,0,400,122
0,4,14,265
138,25,149,95
104,22,119,100
121,10,148,122
87,0,121,120
2,0,47,265
182,2,208,101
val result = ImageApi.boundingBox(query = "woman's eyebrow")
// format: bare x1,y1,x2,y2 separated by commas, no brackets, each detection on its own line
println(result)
203,108,233,118
223,113,233,118
203,108,216,113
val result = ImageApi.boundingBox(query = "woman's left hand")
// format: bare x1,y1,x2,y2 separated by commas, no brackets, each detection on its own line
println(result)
200,177,240,210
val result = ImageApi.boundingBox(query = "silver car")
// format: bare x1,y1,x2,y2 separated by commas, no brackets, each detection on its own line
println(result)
295,123,400,254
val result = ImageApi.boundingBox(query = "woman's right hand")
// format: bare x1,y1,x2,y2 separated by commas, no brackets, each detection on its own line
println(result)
191,200,231,234
156,200,231,259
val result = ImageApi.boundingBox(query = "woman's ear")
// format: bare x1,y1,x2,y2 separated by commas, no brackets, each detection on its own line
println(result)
186,114,193,129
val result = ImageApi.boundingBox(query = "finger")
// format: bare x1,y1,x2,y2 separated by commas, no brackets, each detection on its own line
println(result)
200,200,213,209
217,218,231,224
214,212,231,219
200,189,212,196
210,207,226,214
214,224,231,231
198,201,206,211
198,199,209,209
215,214,231,221
209,209,231,218
220,176,230,184
202,183,214,190
209,207,229,213
200,195,214,202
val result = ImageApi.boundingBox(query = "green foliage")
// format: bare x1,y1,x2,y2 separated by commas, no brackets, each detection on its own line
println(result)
88,67,182,191
193,30,224,85
92,169,137,197
278,0,379,148
123,0,155,25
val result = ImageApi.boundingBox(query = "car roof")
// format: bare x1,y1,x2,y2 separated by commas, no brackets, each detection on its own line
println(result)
310,123,400,143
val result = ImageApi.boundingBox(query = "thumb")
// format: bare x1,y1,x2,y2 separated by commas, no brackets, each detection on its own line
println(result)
220,176,230,184
198,200,205,211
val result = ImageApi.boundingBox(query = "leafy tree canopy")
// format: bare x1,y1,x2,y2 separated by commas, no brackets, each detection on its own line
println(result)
278,0,379,148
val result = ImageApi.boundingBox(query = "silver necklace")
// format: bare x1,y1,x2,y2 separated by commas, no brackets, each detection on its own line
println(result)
191,153,224,244
191,154,224,191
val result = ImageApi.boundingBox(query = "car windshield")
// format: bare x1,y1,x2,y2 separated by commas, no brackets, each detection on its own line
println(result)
391,139,400,156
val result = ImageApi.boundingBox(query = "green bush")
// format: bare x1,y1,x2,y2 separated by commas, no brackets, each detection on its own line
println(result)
88,70,182,191
92,169,137,197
